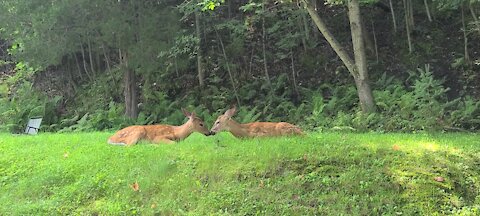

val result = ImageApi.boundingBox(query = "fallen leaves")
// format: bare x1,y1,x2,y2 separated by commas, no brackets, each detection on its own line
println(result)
392,145,400,151
292,194,300,200
259,180,264,188
130,181,140,191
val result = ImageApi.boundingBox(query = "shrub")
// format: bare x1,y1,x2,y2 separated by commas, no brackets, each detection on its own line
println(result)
0,81,61,133
305,65,480,132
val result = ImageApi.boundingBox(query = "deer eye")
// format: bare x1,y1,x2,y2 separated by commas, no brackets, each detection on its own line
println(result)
199,123,204,127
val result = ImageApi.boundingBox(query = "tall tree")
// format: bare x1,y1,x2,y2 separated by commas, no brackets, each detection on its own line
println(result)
195,10,205,87
347,0,375,113
0,0,182,119
303,0,376,113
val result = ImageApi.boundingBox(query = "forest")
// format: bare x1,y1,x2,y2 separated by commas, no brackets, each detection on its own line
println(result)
1,0,480,132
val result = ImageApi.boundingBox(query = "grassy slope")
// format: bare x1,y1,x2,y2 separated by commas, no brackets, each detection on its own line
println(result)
0,132,479,215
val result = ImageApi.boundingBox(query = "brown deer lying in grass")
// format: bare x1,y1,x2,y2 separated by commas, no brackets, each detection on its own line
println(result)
108,109,210,146
209,106,304,138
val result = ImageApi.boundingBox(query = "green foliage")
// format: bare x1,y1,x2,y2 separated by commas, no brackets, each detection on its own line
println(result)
305,65,480,132
1,0,480,134
234,73,302,122
56,102,129,132
324,0,380,6
373,65,477,131
447,96,480,130
235,106,262,123
304,84,358,130
432,0,480,10
0,81,61,133
0,132,479,214
198,0,225,11
2,60,479,133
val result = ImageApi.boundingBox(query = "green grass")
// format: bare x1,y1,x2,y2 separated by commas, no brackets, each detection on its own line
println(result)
0,132,479,215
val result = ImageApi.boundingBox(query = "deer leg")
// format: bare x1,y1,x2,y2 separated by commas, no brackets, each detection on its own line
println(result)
124,132,145,146
152,136,175,144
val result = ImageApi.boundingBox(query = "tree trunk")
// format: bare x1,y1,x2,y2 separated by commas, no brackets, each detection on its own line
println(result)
214,27,241,106
174,57,179,77
309,0,320,38
102,44,116,87
65,56,77,94
125,1,140,120
291,50,300,100
303,0,375,113
409,0,415,28
262,1,272,88
301,10,310,40
248,48,255,77
372,22,379,63
195,11,205,87
348,0,376,113
298,11,309,52
469,3,480,38
102,44,112,74
227,0,232,19
72,53,84,81
403,0,413,53
303,0,356,75
124,68,138,119
424,0,432,22
354,78,376,113
121,50,138,119
389,0,397,33
361,20,375,55
80,43,92,80
87,38,96,76
462,4,470,64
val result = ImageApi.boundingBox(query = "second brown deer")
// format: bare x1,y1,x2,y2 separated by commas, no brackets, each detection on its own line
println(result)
210,106,304,138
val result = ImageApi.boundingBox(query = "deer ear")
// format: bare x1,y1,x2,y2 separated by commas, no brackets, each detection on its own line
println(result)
190,111,197,118
224,106,237,118
181,108,191,118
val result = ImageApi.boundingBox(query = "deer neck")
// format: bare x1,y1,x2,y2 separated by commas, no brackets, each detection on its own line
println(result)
227,119,249,138
173,122,193,141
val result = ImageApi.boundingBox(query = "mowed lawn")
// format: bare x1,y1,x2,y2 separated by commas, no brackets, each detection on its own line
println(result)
0,132,479,215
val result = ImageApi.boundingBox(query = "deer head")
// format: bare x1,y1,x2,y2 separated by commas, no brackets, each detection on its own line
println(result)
182,108,211,136
210,106,237,135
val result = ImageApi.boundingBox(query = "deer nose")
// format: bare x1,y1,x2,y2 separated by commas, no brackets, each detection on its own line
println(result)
208,131,216,136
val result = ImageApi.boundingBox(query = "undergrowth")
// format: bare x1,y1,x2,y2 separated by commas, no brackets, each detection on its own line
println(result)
1,64,479,133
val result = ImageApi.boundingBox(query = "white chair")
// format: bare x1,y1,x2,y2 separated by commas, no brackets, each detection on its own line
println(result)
24,117,42,135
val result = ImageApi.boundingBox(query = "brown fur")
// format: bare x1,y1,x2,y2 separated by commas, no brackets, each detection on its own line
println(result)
210,106,304,138
108,109,209,146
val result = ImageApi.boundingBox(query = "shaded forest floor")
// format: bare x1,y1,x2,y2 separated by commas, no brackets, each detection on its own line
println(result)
0,132,479,215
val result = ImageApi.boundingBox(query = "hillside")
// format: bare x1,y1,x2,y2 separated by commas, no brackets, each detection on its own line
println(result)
1,132,479,215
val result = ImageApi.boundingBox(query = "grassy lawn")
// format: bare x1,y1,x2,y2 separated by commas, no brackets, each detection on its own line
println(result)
0,132,479,215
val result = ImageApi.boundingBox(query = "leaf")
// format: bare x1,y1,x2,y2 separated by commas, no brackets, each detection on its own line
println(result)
130,181,140,191
392,145,400,151
207,2,216,10
434,176,444,182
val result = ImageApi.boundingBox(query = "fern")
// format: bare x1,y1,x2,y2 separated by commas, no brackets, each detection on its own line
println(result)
237,106,261,123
